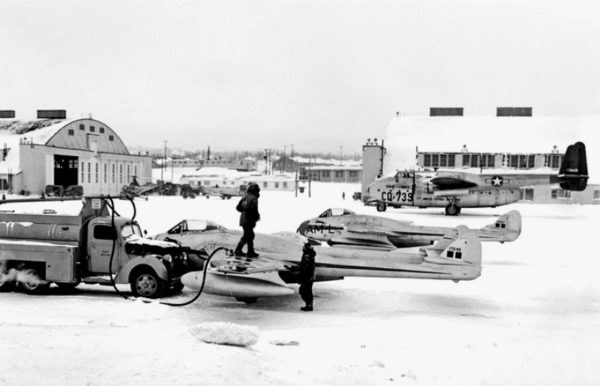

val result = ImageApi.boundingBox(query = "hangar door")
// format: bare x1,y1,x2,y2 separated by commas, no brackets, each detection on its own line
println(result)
54,155,79,188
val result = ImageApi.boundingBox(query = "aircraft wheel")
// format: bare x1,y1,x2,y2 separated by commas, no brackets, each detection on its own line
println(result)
445,204,460,216
376,202,387,212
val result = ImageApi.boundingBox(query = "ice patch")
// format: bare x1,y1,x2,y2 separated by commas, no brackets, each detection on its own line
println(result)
190,322,260,347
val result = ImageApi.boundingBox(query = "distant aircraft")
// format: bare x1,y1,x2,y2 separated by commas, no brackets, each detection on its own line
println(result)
154,219,483,303
297,208,521,249
365,142,588,215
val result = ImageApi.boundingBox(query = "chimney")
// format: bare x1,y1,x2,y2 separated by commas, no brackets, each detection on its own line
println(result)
0,110,16,119
37,110,66,119
430,107,463,117
496,107,532,117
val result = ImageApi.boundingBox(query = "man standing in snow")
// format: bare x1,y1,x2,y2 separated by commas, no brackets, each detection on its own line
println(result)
298,242,316,312
234,183,261,258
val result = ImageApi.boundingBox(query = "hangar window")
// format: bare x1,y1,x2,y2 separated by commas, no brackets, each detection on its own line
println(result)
283,182,288,189
112,164,115,183
349,170,358,177
594,189,600,200
99,127,105,134
109,135,114,141
335,171,343,178
0,178,9,190
263,182,268,188
134,165,138,180
119,164,123,184
274,182,279,188
104,164,107,183
68,129,74,136
95,163,99,183
127,165,130,183
431,154,439,167
79,124,85,131
424,154,431,167
88,162,91,183
90,126,95,133
81,162,85,182
462,154,470,167
439,154,447,167
470,154,479,168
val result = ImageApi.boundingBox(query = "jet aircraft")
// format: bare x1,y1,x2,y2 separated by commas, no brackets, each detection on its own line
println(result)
297,208,521,249
154,219,482,303
365,142,588,215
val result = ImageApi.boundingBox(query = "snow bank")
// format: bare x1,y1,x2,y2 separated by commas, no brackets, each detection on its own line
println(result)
190,322,260,347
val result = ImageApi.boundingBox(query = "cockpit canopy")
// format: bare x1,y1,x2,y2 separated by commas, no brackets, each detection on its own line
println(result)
318,208,356,218
167,219,226,234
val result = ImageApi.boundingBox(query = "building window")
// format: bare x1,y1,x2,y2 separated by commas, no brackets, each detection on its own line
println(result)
109,135,114,141
521,188,534,201
263,182,268,188
424,154,431,167
79,124,85,131
349,170,358,178
432,154,439,168
439,154,447,167
594,189,600,200
127,165,130,183
95,163,99,183
99,127,105,134
274,182,279,188
322,171,330,178
119,164,123,184
68,129,74,136
470,154,479,168
552,189,571,199
283,182,288,189
462,154,470,167
81,162,85,182
112,164,115,183
104,164,107,183
90,126,95,133
87,162,91,183
134,165,137,179
335,171,343,178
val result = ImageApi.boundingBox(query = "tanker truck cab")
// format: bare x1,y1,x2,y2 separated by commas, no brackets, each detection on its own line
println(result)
0,197,189,299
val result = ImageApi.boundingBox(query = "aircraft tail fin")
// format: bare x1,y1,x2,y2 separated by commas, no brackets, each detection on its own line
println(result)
428,233,482,266
558,142,588,191
478,210,522,242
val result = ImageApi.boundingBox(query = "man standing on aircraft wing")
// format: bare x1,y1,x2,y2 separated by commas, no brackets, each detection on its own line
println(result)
299,242,316,312
234,183,261,258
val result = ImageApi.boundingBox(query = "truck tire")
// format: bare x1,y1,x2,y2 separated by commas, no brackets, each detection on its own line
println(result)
376,202,387,212
19,268,49,294
130,267,164,298
0,266,15,292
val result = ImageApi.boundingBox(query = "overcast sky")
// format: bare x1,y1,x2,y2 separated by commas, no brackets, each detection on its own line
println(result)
1,0,599,154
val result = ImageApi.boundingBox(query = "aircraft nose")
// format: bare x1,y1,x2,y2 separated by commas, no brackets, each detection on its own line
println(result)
297,220,310,235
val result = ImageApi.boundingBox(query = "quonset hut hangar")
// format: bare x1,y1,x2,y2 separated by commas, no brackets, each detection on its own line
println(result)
0,110,152,196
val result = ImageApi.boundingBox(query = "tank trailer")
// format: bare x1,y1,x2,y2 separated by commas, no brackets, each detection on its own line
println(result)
0,197,201,298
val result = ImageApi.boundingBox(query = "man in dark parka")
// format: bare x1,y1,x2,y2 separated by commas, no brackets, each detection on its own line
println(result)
234,183,261,258
298,242,316,311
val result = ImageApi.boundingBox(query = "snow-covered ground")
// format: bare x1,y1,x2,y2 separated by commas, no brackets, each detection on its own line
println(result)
1,182,599,385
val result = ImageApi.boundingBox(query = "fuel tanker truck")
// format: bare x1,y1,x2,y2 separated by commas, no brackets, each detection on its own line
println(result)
0,197,200,298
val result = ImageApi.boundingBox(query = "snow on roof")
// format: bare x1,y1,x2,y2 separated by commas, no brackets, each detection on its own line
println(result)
383,115,600,182
0,119,80,174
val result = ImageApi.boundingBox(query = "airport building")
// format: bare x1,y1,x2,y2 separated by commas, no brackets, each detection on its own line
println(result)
304,165,362,183
0,110,152,196
362,107,599,204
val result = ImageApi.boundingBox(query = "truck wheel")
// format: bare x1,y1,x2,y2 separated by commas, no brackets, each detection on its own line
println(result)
19,268,49,294
130,268,164,298
0,266,15,292
376,202,387,212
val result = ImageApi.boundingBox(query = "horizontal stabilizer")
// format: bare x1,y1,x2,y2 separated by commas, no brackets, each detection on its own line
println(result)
558,142,588,191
